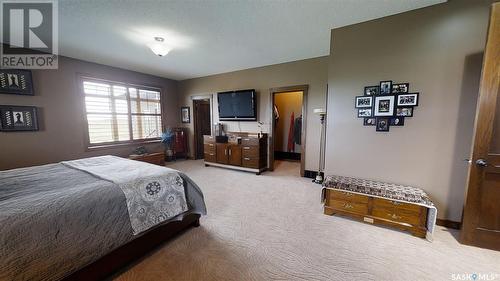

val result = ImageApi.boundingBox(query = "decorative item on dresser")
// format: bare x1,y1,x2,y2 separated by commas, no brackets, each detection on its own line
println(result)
321,175,437,240
203,132,268,175
128,152,165,166
173,127,189,159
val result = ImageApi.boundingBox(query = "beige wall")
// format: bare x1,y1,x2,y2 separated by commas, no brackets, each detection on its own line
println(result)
325,0,493,221
0,56,178,170
274,91,303,153
178,56,328,171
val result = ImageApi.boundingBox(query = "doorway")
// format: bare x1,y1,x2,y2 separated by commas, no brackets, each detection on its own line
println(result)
193,99,211,160
269,85,308,177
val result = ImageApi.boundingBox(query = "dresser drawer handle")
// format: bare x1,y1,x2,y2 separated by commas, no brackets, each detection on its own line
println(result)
388,213,402,220
243,147,251,150
343,203,354,209
244,157,250,161
209,144,214,146
391,201,403,206
341,192,353,197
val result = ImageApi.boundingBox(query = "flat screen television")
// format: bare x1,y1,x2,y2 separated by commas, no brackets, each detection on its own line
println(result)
217,89,257,121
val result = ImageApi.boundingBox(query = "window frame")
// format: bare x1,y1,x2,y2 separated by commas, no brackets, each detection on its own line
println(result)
79,76,164,150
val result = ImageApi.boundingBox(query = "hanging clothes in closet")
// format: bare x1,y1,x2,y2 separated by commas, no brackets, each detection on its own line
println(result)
294,115,302,145
287,112,295,152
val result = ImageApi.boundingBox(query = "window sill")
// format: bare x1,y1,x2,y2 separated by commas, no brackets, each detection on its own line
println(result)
86,139,162,151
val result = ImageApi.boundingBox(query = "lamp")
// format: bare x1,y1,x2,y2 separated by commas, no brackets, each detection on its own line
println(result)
313,108,327,184
149,37,171,57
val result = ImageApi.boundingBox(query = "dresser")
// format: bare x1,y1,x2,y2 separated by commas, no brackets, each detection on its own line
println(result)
203,133,267,175
173,127,189,159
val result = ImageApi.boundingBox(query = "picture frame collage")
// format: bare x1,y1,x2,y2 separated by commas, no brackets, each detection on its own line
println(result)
0,69,39,132
355,80,419,132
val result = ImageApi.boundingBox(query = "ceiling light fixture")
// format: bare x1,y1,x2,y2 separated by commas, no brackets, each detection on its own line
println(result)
149,36,171,57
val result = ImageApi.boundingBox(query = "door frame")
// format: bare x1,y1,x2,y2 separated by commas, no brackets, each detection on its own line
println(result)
192,95,213,160
269,85,309,176
460,3,500,250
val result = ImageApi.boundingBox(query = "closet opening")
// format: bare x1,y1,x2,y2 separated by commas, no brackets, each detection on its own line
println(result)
269,85,308,177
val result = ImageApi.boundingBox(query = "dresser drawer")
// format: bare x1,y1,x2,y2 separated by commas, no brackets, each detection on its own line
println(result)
330,199,368,215
371,206,423,226
204,151,216,162
203,135,215,143
242,156,259,168
241,137,259,146
242,145,259,157
372,198,422,214
204,143,215,153
329,190,369,204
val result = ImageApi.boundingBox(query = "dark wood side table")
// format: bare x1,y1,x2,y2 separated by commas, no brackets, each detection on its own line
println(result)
128,152,165,166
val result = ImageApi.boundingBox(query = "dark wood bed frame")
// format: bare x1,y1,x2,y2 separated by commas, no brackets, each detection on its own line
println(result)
63,213,201,281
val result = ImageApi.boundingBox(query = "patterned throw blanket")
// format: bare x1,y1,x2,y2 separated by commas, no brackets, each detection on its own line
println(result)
322,175,437,241
63,156,188,235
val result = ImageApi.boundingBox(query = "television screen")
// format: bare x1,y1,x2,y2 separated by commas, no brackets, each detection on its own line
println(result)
218,90,256,121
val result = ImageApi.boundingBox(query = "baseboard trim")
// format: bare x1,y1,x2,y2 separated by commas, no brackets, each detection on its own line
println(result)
436,219,461,230
304,170,324,179
274,151,301,161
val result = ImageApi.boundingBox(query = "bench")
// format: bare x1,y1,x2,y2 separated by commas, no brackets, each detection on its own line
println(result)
321,175,437,240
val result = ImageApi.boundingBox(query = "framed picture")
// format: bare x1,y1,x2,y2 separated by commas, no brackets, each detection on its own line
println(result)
0,70,34,96
390,117,405,126
392,83,409,94
397,93,419,106
355,96,373,108
181,106,190,123
363,118,376,126
379,80,392,95
358,108,372,118
396,107,413,117
373,95,395,117
376,117,390,132
364,86,379,96
0,105,39,131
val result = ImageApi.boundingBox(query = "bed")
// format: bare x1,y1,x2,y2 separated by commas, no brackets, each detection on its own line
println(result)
0,156,207,281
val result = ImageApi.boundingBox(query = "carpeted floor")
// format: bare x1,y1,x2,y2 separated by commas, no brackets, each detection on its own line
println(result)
113,160,500,281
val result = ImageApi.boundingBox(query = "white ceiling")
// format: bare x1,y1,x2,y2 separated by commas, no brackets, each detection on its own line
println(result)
59,0,445,80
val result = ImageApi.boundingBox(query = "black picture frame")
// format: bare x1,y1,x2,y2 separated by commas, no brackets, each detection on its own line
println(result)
364,86,379,96
397,93,419,107
392,83,409,94
181,106,190,123
390,117,405,126
0,70,34,96
396,107,414,117
379,80,392,95
0,105,39,131
358,108,372,118
355,96,373,108
363,118,376,126
376,117,390,132
373,95,395,117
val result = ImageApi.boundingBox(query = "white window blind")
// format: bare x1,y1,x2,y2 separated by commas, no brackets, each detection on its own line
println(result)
83,79,162,146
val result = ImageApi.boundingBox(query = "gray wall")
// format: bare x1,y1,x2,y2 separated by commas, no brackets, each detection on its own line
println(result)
325,0,493,221
178,56,328,171
0,56,178,170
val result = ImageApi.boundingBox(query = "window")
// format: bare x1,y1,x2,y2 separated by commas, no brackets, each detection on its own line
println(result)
82,79,162,147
